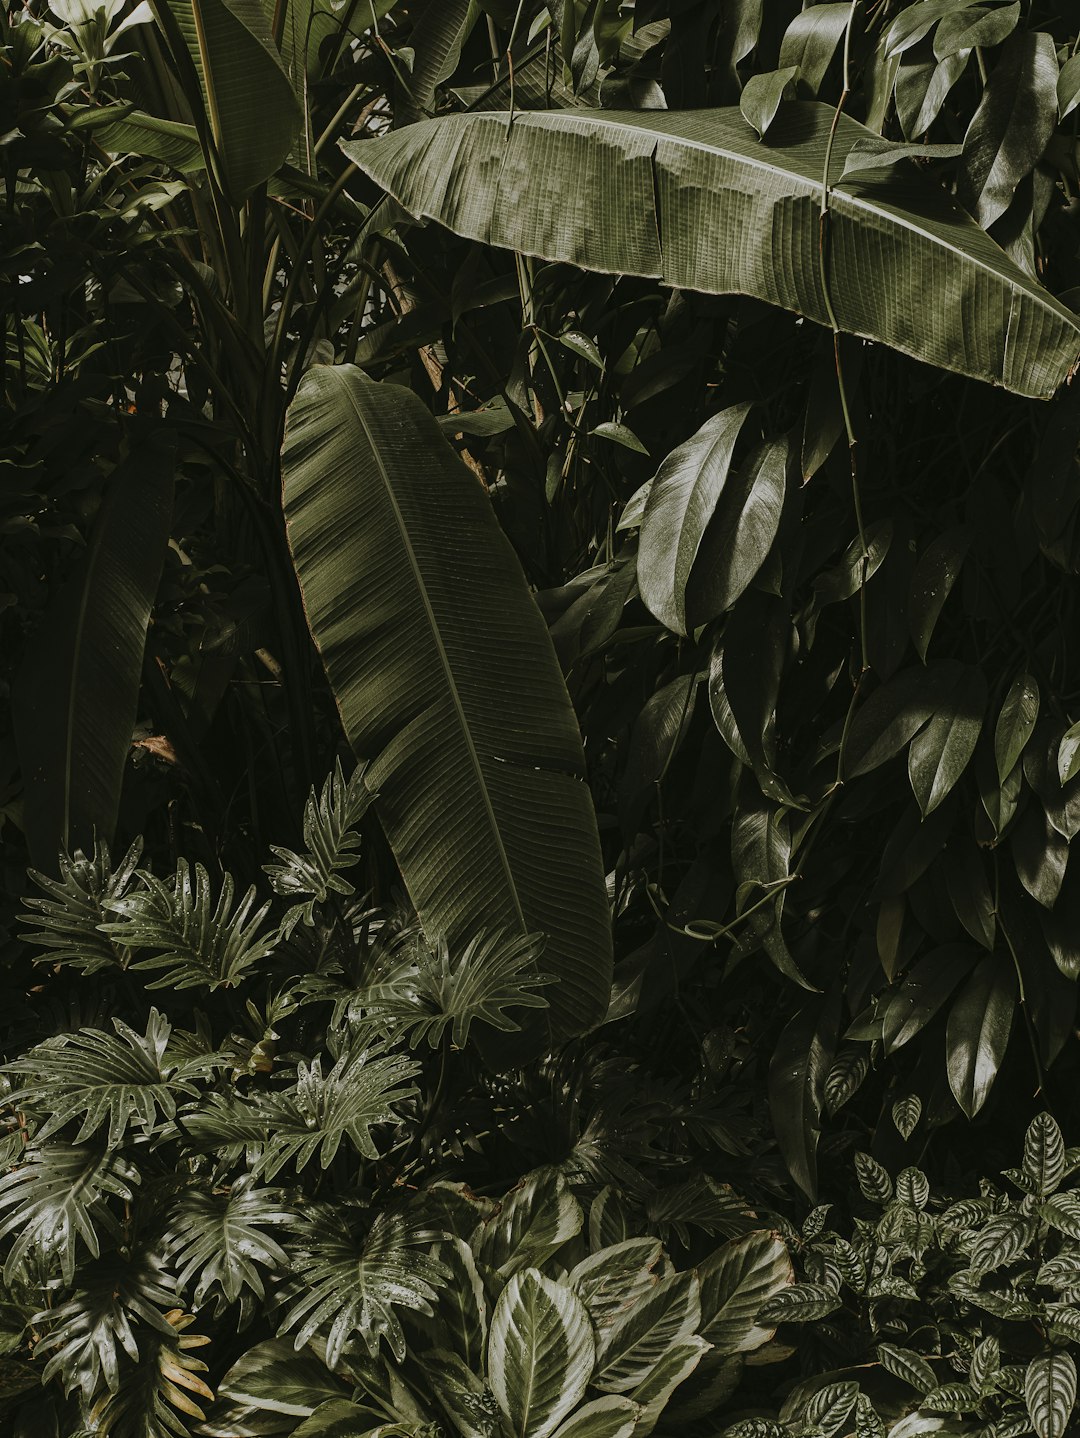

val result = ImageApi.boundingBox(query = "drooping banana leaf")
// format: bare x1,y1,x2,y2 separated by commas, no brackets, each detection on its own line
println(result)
341,102,1080,399
281,364,612,1045
13,434,176,869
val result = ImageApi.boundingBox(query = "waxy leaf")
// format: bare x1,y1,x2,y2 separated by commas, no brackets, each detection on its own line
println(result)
697,1231,793,1355
946,953,1016,1117
995,673,1040,784
488,1270,595,1438
778,4,850,94
1023,1113,1066,1198
957,32,1059,229
1025,1352,1076,1438
907,663,986,815
637,404,753,635
740,66,799,138
908,526,970,661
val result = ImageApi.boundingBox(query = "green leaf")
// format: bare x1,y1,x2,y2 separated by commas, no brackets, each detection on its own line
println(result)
282,365,612,1046
755,1283,840,1324
264,760,373,930
907,663,986,815
342,104,1080,399
844,667,942,778
1057,721,1080,785
1059,53,1080,122
908,526,970,662
593,1270,700,1392
90,106,205,170
886,0,983,58
777,4,850,94
957,32,1059,229
892,1095,922,1140
1025,1352,1076,1438
768,995,840,1199
569,1238,664,1339
877,1344,936,1395
697,1230,794,1356
163,1176,292,1308
591,422,649,454
637,404,753,635
839,138,962,181
628,1338,710,1437
549,1398,639,1438
969,1214,1036,1274
934,2,1019,59
740,66,799,139
855,1152,893,1204
21,839,141,975
217,1339,346,1416
945,845,996,950
12,434,175,868
396,0,474,125
472,1168,583,1278
685,436,790,628
882,945,975,1052
1024,1113,1067,1197
5,1009,193,1147
806,1382,860,1436
154,0,302,198
1042,1192,1080,1241
995,673,1040,783
437,397,517,437
946,953,1016,1118
488,1269,595,1438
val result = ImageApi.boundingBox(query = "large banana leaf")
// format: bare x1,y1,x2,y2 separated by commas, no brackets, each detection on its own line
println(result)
13,434,175,869
341,102,1080,399
151,0,300,198
281,364,612,1045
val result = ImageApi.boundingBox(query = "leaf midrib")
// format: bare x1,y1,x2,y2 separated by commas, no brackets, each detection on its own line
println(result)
338,372,527,937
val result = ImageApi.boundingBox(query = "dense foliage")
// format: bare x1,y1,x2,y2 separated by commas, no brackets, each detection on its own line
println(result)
4,0,1080,1433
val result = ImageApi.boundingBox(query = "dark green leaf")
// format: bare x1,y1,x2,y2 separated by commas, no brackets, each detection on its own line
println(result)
1025,1352,1076,1438
946,953,1016,1118
996,673,1040,784
908,526,970,662
934,3,1020,60
777,4,850,95
908,663,986,815
740,66,799,139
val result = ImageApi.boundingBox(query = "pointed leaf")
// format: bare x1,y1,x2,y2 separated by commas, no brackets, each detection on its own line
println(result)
342,104,1080,398
637,405,753,635
1025,1352,1076,1438
995,673,1040,783
908,526,970,662
907,663,986,815
488,1270,595,1438
698,1231,793,1356
593,1270,700,1393
946,953,1016,1118
282,366,612,1046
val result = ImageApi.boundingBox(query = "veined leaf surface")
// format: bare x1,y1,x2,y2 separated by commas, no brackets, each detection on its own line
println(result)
282,365,612,1046
342,103,1080,399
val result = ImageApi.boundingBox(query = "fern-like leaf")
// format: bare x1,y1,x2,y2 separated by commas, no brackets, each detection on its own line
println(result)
100,861,276,990
352,929,552,1049
280,1208,446,1366
0,1143,138,1286
264,761,374,931
21,839,141,974
162,1176,293,1314
5,1010,196,1147
184,1038,419,1179
33,1248,179,1400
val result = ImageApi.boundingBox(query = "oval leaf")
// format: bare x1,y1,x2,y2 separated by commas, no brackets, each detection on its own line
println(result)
488,1270,595,1438
946,953,1016,1118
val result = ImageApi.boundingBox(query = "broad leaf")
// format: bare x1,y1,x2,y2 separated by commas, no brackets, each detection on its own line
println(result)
637,404,753,635
343,104,1080,398
569,1238,664,1337
488,1269,595,1438
472,1168,584,1278
882,945,976,1052
629,1337,710,1436
995,672,1040,783
697,1230,793,1355
282,365,612,1046
592,1269,700,1392
946,952,1016,1118
13,434,174,868
152,0,301,198
908,526,970,661
907,663,986,815
549,1397,639,1438
217,1340,346,1416
1025,1352,1076,1438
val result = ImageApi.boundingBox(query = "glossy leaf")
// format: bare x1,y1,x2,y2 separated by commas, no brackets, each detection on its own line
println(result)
1025,1352,1076,1438
995,673,1040,784
908,526,970,662
907,663,986,815
488,1269,595,1438
946,953,1016,1118
740,67,799,139
697,1231,794,1355
282,366,612,1046
777,4,850,95
593,1270,700,1392
636,404,753,635
1023,1113,1066,1198
956,32,1059,229
342,104,1080,399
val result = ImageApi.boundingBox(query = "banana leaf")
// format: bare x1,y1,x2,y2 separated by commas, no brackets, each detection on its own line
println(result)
281,365,612,1046
341,102,1080,399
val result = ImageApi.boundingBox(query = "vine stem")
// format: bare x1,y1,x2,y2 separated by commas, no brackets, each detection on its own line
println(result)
819,0,869,679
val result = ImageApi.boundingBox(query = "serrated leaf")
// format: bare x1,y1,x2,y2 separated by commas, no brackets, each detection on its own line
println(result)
488,1269,595,1438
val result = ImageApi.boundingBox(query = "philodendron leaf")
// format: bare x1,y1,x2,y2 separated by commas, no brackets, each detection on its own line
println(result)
343,104,1080,398
697,1230,793,1355
282,365,612,1048
488,1270,595,1438
946,952,1016,1118
13,433,175,869
637,404,753,635
1025,1351,1077,1438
